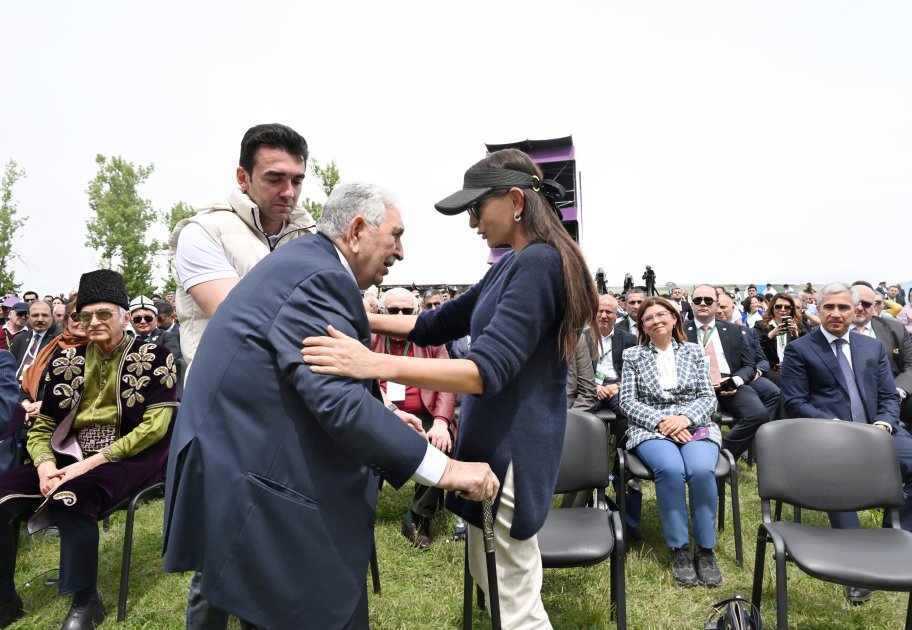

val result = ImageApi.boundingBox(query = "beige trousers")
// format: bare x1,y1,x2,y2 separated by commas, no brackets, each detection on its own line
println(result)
468,464,552,629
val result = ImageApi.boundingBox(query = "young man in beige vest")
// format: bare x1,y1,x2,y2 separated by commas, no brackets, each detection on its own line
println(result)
170,123,316,371
170,123,314,629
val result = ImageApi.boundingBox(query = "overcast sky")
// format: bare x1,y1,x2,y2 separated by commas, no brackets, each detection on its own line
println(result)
2,1,910,297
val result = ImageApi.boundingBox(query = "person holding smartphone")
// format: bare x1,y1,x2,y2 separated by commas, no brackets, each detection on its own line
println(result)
755,292,808,385
618,296,722,587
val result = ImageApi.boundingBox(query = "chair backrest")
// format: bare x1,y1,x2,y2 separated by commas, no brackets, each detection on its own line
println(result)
755,418,904,512
552,409,611,494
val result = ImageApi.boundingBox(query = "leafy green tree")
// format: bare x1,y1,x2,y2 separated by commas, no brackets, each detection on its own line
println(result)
84,154,159,298
159,201,195,294
302,158,340,222
0,160,28,293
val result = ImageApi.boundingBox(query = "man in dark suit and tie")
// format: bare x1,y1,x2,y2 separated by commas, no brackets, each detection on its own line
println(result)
9,301,58,383
616,288,645,337
163,182,498,629
715,292,781,422
685,285,770,458
851,281,912,425
781,282,912,604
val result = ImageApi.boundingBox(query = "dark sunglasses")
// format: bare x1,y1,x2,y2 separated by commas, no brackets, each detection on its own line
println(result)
387,307,414,315
859,300,874,309
692,297,715,306
74,309,117,324
132,315,155,324
423,302,442,310
773,304,793,311
467,190,506,220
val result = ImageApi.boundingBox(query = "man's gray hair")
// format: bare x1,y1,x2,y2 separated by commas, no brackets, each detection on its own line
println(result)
379,287,418,311
316,182,396,239
818,281,858,306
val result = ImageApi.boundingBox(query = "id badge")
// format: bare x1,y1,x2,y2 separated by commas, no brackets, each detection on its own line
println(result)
594,360,612,386
386,381,406,402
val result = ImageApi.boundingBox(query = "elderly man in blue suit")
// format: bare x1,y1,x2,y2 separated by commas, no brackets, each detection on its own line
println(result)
781,281,912,604
163,182,499,629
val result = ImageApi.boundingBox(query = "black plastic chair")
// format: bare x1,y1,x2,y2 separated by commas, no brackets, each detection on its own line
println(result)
95,481,165,622
462,409,627,628
751,418,912,629
616,446,743,566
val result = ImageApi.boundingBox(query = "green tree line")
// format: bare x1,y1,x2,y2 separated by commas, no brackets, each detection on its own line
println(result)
0,155,339,296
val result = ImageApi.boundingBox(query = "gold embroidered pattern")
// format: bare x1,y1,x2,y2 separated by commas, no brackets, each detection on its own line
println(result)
125,343,157,378
121,374,150,408
33,453,55,466
53,377,84,410
51,348,85,381
52,491,77,506
153,354,177,389
101,447,120,463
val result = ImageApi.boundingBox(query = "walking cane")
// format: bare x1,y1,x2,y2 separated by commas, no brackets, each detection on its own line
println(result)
482,499,501,630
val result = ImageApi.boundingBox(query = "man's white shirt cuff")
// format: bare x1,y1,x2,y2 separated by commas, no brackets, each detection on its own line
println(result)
411,443,447,486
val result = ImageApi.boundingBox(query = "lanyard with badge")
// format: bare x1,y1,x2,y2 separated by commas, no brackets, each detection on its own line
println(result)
594,336,614,386
384,338,410,402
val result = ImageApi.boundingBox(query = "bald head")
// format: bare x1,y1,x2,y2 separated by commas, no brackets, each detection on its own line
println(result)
597,294,619,336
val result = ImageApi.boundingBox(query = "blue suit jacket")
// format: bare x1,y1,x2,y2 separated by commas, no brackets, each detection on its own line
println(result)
781,328,900,429
0,351,20,472
163,234,428,629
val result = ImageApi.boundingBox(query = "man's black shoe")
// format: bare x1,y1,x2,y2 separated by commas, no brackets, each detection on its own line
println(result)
60,597,106,630
844,586,872,605
693,547,724,587
670,546,699,587
0,593,24,627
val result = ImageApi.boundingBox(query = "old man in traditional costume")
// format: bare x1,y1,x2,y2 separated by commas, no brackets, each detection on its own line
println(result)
0,269,177,630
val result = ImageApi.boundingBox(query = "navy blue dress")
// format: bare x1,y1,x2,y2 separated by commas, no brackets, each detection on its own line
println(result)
411,242,567,540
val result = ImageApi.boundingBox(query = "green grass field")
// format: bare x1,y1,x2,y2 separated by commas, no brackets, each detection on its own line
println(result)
6,464,908,629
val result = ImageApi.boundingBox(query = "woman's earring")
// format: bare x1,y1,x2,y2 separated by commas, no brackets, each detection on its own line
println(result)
513,212,522,222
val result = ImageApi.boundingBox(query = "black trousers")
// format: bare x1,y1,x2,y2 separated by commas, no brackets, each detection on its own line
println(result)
0,498,98,597
718,385,769,458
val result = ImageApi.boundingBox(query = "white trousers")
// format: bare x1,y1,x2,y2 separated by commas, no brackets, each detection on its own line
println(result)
468,464,551,630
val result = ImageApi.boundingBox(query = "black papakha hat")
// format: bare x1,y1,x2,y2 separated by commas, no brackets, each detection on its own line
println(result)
76,269,130,311
434,168,565,217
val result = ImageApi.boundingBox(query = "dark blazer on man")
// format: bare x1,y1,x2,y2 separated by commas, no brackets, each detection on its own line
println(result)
9,325,59,368
615,316,637,337
870,316,912,395
683,320,756,383
781,329,899,429
163,233,428,629
683,320,767,458
594,327,638,377
781,327,912,530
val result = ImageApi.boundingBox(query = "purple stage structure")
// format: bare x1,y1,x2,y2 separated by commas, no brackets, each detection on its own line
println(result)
483,136,580,264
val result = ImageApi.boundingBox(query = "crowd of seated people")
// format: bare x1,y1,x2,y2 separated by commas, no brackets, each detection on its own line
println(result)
579,278,912,601
0,274,910,625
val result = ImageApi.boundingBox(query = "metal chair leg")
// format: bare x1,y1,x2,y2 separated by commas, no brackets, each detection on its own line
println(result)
369,537,381,594
728,459,743,567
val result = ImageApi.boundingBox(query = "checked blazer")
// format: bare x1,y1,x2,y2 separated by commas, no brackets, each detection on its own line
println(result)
619,340,720,450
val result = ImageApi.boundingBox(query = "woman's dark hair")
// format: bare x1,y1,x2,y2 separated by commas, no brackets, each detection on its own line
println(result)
470,149,598,364
741,295,759,313
761,292,796,327
239,123,309,174
636,296,686,346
